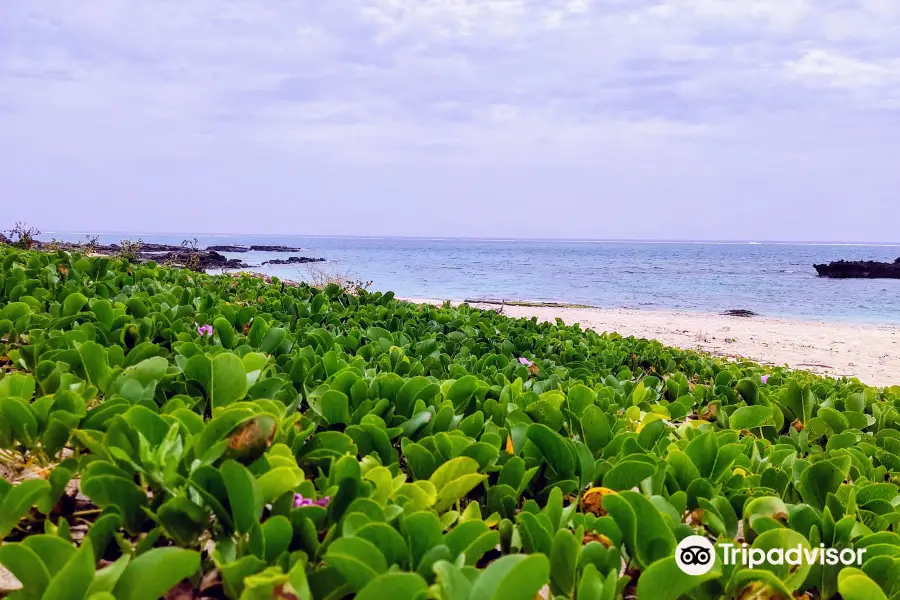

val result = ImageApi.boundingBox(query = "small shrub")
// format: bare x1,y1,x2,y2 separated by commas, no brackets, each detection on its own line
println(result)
302,262,372,294
117,238,143,262
4,221,41,249
80,234,100,254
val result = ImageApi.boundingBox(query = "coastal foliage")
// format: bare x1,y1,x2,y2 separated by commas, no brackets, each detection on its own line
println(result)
1,245,900,599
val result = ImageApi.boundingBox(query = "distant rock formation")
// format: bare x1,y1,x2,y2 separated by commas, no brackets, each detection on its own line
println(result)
261,256,326,265
722,309,758,317
249,245,304,252
23,237,323,273
814,258,900,279
205,245,251,252
153,250,250,271
180,244,305,253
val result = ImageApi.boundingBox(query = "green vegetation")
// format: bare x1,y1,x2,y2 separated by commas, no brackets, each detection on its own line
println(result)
1,245,900,599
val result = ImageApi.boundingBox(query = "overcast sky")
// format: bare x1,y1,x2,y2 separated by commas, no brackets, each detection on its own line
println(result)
1,1,899,241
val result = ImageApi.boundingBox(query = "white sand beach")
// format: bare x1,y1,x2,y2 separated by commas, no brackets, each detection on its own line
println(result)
405,299,900,388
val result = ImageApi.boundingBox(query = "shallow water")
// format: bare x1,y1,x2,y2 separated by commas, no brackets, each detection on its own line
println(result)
46,233,900,323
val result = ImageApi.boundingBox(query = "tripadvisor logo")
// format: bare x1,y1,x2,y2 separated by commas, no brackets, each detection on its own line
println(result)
675,535,868,576
676,536,717,576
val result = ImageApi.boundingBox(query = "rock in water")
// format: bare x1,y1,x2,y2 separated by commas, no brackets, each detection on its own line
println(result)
206,244,303,252
261,256,326,265
249,245,304,252
152,250,250,271
814,258,900,279
205,245,250,252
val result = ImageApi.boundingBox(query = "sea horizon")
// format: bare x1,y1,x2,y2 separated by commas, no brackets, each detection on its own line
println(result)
39,231,900,247
32,231,900,325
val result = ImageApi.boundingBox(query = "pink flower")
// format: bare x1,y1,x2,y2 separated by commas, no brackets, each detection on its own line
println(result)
760,375,769,385
293,494,330,508
519,357,533,366
196,323,214,337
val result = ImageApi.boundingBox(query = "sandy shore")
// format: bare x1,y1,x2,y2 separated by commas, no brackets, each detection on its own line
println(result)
404,298,900,388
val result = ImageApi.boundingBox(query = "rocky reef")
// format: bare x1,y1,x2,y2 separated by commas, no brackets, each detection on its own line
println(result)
814,258,900,279
261,256,326,266
3,235,324,273
206,245,305,253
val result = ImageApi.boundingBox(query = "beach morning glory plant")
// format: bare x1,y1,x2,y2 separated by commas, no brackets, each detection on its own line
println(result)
294,494,330,508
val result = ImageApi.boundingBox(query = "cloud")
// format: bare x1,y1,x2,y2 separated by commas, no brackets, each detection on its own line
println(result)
1,0,899,238
785,49,900,89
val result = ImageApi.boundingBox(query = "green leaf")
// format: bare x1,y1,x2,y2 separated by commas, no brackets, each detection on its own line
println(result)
112,548,201,600
43,542,95,600
636,556,722,600
259,326,287,354
62,292,89,317
355,522,411,568
21,534,75,574
433,560,473,600
212,317,235,349
80,472,147,534
0,397,39,447
526,423,575,479
87,555,131,597
685,430,718,477
429,457,486,512
580,405,611,454
0,372,35,399
356,572,428,600
0,479,51,537
324,536,388,591
257,467,302,503
221,459,262,534
469,554,550,600
210,352,249,410
318,389,351,425
447,375,479,413
549,529,579,597
603,491,676,569
76,342,111,391
287,557,313,600
602,459,656,491
798,458,850,510
444,521,498,566
0,542,51,600
261,516,293,563
750,528,812,591
729,405,774,429
838,567,889,600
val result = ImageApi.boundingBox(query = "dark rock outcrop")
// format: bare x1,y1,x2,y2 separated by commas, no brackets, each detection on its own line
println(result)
722,309,758,317
261,256,326,266
205,245,251,252
814,258,900,279
153,250,250,271
249,245,304,252
39,240,252,272
26,237,323,273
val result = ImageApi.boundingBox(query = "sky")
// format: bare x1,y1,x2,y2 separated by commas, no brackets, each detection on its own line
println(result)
1,1,899,242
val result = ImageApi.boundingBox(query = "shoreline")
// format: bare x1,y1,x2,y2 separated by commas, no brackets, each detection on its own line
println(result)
403,297,900,388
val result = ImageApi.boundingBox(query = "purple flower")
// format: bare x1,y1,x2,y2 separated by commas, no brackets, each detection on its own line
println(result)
196,323,214,337
760,375,769,385
294,493,330,508
519,357,533,366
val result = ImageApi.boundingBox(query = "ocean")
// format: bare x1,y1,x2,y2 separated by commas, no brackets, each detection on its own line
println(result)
44,233,900,324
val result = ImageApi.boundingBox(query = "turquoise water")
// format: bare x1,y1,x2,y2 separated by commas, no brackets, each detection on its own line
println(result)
45,233,900,323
